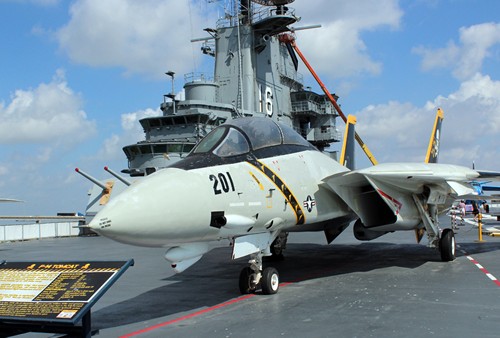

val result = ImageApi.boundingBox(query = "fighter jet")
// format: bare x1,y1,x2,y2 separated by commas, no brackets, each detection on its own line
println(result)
88,113,497,295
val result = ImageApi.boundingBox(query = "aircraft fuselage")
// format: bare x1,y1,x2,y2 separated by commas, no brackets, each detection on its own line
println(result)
90,149,352,247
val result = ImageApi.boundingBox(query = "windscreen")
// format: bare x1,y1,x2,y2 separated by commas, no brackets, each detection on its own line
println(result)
192,127,227,154
213,128,250,157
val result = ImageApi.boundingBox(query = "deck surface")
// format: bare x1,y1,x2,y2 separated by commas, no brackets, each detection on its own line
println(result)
1,214,500,337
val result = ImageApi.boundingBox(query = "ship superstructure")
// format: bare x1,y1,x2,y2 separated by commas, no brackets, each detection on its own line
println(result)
79,0,342,219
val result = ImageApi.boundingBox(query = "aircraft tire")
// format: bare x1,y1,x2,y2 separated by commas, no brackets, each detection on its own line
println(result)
261,267,279,295
239,267,256,294
439,228,456,262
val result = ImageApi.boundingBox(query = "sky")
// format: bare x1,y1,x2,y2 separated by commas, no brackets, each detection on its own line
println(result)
0,0,499,216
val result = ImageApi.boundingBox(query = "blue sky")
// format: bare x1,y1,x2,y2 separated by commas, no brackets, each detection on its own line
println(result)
1,0,500,216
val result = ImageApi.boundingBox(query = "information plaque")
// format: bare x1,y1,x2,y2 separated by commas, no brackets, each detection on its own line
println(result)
0,260,133,326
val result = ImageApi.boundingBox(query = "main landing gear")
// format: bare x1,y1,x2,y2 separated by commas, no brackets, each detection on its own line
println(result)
413,194,456,262
239,253,280,295
439,228,456,261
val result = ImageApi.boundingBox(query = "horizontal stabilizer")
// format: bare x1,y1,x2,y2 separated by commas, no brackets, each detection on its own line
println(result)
477,170,500,180
482,185,500,192
458,194,497,201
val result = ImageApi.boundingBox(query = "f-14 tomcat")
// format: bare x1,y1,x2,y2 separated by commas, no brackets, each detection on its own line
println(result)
88,114,496,295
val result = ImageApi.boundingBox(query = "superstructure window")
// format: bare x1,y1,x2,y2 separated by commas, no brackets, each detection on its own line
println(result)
168,144,182,153
153,144,167,153
139,145,152,154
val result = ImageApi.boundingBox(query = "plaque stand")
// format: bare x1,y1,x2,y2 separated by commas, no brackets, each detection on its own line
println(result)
0,311,93,337
0,260,134,338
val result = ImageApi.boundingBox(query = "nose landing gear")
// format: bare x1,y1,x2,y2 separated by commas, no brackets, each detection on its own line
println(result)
239,253,280,295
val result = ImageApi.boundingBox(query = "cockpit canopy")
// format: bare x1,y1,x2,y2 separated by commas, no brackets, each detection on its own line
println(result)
171,117,315,170
192,117,312,157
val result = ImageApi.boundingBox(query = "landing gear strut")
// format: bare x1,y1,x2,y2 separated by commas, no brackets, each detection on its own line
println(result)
239,253,279,295
412,194,456,262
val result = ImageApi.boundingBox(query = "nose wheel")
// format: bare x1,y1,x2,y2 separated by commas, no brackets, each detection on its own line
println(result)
239,254,280,295
261,267,279,294
239,267,257,294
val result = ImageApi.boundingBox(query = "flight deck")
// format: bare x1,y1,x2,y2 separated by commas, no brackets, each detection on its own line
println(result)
1,213,500,337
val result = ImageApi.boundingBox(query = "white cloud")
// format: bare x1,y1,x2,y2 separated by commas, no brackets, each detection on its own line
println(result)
0,68,96,213
0,69,96,145
413,41,460,71
95,108,161,161
355,73,500,169
97,134,121,161
356,102,430,163
433,73,500,137
54,0,401,80
413,22,500,80
56,0,213,78
121,108,159,131
293,0,402,78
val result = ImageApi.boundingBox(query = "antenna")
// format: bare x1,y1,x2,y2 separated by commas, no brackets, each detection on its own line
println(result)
165,71,176,115
251,0,294,5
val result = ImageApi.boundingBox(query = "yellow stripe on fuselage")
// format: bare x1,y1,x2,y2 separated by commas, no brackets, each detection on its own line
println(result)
249,171,264,190
246,158,305,225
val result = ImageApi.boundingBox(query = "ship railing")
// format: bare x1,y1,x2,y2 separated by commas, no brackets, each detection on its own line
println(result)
184,72,214,83
252,5,296,23
295,126,342,143
291,100,326,115
315,127,342,142
216,5,296,28
0,218,83,241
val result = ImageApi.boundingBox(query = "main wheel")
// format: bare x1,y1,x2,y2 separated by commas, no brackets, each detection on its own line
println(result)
439,228,456,262
261,267,279,295
239,267,256,294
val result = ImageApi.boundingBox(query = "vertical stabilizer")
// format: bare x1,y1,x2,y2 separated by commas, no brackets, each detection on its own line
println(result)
424,108,444,163
339,115,357,170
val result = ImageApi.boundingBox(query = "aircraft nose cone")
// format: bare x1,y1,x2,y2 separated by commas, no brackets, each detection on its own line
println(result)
89,168,213,246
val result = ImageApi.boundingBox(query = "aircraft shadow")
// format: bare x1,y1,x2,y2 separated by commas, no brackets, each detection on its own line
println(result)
457,240,500,255
92,241,452,331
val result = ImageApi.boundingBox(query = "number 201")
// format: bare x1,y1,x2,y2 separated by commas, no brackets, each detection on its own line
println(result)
210,172,235,195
